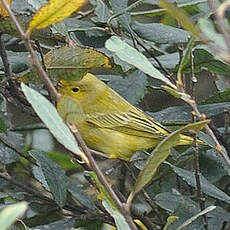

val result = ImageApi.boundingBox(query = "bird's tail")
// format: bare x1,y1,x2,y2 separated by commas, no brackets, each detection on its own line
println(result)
178,134,204,145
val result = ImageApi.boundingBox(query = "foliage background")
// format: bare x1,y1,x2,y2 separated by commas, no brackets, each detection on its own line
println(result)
0,0,230,230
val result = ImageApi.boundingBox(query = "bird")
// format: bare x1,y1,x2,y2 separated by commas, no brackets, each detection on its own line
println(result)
57,73,196,161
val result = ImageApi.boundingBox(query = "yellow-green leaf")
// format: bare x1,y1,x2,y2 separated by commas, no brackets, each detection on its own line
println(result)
28,0,87,32
128,120,210,204
159,0,200,38
163,216,179,230
87,171,118,211
0,0,11,17
44,44,112,81
18,44,112,84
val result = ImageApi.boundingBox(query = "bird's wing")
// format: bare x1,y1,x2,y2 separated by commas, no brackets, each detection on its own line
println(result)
86,110,169,138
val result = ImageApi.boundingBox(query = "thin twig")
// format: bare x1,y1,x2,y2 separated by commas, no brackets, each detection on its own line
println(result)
123,163,164,228
192,130,208,229
188,100,230,168
190,49,197,100
68,123,138,230
224,109,230,136
209,120,230,154
1,0,59,101
189,48,208,228
0,172,55,204
107,0,145,26
0,134,32,162
75,8,94,19
135,37,172,78
178,45,185,92
0,32,12,79
35,40,47,71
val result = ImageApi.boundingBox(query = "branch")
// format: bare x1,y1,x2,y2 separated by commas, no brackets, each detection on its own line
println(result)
68,123,138,230
188,100,230,169
1,0,59,101
0,32,12,79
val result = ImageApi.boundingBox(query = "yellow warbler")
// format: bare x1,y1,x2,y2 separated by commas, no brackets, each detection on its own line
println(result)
57,73,195,161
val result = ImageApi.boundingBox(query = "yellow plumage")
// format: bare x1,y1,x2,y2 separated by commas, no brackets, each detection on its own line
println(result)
57,73,195,161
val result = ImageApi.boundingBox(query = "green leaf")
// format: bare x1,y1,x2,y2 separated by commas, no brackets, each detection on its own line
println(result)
0,131,23,164
130,0,207,17
65,18,106,37
200,149,229,183
108,70,148,105
150,52,179,70
44,44,111,81
129,132,179,200
177,206,216,230
20,44,112,83
68,180,96,210
168,163,230,204
47,151,77,170
0,51,29,73
32,165,50,191
102,200,131,230
150,102,230,124
21,83,87,163
177,37,194,85
202,88,230,104
163,216,179,230
107,0,131,33
30,218,76,230
131,21,189,44
159,0,200,38
155,192,199,213
92,0,111,23
179,48,230,76
29,149,68,207
87,171,117,210
27,0,47,10
0,94,8,132
155,192,204,229
0,141,20,164
105,36,175,88
0,118,7,133
128,120,209,202
0,202,27,230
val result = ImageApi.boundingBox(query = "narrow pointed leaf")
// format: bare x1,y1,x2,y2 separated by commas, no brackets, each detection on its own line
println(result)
105,36,176,88
177,206,216,230
102,200,131,230
159,0,200,38
29,149,68,207
129,120,209,202
21,83,88,163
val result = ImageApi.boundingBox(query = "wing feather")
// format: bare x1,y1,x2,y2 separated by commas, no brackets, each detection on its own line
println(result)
86,109,169,138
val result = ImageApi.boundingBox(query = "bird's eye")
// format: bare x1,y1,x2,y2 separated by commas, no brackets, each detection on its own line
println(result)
72,87,79,93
